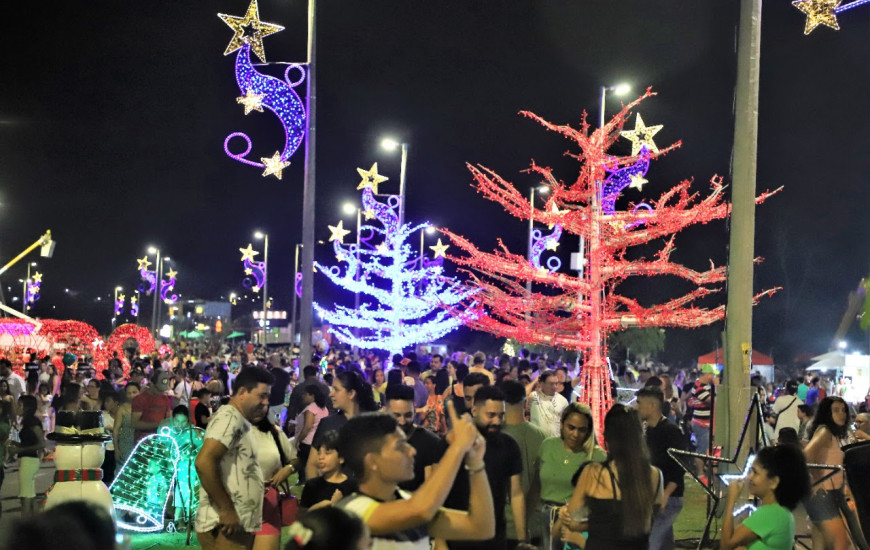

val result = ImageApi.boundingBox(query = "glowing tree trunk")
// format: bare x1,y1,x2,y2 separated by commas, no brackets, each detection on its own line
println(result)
443,89,778,437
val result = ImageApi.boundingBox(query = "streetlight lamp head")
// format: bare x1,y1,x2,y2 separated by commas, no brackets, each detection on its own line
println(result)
614,83,631,96
163,257,171,262
147,246,157,254
839,340,848,349
537,185,550,195
254,231,265,240
380,137,400,151
425,226,437,235
342,203,357,216
116,286,123,291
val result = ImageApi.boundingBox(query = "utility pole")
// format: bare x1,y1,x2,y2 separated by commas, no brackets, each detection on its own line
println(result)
299,0,317,366
720,0,762,459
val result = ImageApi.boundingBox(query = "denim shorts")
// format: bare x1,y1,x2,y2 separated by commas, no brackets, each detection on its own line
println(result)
805,488,846,523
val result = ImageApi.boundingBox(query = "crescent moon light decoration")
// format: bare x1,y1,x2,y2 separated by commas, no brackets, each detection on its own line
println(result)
219,0,307,178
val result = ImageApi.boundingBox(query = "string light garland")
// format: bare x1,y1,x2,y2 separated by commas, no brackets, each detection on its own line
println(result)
220,1,306,176
441,89,779,441
100,324,156,377
792,0,870,33
315,174,479,357
110,432,181,533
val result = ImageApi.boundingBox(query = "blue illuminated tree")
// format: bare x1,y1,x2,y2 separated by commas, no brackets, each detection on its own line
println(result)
315,166,478,356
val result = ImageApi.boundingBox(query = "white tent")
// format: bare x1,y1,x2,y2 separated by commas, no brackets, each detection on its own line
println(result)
807,351,846,371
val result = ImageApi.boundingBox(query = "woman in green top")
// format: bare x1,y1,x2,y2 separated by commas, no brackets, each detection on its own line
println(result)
535,402,606,550
721,444,811,550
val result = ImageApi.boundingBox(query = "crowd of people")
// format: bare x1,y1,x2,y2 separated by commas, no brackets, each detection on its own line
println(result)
1,343,870,549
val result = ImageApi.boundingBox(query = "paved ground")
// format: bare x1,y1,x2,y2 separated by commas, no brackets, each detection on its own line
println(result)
0,454,57,540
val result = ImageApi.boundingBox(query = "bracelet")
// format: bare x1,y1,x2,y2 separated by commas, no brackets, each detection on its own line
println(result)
464,462,486,474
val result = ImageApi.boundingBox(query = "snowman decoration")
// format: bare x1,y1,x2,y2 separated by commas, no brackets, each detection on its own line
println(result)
45,410,114,515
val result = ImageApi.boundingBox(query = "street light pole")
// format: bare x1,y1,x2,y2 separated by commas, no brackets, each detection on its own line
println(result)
299,0,317,367
398,142,408,226
256,233,269,344
22,262,32,310
291,243,302,344
526,187,535,294
150,248,161,335
113,286,122,328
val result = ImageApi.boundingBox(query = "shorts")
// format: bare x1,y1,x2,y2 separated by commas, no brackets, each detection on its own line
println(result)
691,422,711,454
254,486,282,536
18,456,40,498
197,529,254,550
805,488,846,523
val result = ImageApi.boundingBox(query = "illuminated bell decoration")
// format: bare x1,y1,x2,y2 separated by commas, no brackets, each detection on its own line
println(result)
441,89,778,442
157,424,204,523
110,433,180,533
314,177,479,357
220,0,307,177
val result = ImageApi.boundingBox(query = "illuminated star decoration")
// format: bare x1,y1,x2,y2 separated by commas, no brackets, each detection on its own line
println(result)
221,0,307,175
239,244,266,292
600,147,652,215
160,269,178,304
261,152,291,179
429,238,450,258
629,173,648,191
544,202,565,229
239,244,260,262
137,258,157,295
236,89,265,114
328,220,352,243
530,224,563,273
356,163,390,195
620,114,662,156
137,256,152,271
218,0,284,64
114,294,125,316
92,338,105,351
793,0,842,33
130,295,139,317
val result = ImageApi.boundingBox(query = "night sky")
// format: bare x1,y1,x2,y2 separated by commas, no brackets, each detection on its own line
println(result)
1,1,868,366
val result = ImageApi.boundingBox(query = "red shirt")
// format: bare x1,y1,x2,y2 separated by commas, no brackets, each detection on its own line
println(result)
132,391,172,442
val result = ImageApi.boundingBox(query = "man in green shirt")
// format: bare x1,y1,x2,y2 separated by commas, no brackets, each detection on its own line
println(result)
501,380,548,546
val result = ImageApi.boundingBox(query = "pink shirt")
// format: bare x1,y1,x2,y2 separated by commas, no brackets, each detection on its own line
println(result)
295,403,328,446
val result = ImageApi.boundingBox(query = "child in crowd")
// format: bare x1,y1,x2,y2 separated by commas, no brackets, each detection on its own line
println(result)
285,507,370,550
300,431,357,511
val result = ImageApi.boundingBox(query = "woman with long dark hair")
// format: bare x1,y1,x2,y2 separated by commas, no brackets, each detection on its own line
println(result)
12,394,44,515
720,444,811,549
804,396,856,549
251,414,295,550
560,404,663,549
303,370,377,479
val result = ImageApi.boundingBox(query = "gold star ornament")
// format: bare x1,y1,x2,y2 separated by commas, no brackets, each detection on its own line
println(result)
261,152,291,179
793,0,841,34
629,173,648,191
363,209,376,220
218,0,285,64
131,296,138,305
545,240,560,251
429,239,450,258
137,256,152,271
620,114,663,156
236,89,265,115
356,163,390,195
32,272,43,283
118,294,125,302
240,244,260,262
328,220,352,243
165,269,178,279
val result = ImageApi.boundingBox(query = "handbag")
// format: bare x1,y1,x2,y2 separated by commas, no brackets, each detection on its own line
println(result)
269,425,298,526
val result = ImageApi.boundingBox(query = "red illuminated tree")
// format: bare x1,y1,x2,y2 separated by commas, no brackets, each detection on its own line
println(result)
442,89,778,432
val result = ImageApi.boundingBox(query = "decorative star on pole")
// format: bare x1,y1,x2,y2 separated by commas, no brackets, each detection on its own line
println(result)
261,152,291,179
165,269,178,280
629,173,649,191
236,88,266,114
131,295,138,304
545,202,565,229
429,239,450,258
32,272,43,283
218,0,285,64
328,220,352,243
793,0,842,33
363,209,376,220
545,240,560,251
356,163,390,195
137,256,152,271
620,114,663,156
240,244,260,262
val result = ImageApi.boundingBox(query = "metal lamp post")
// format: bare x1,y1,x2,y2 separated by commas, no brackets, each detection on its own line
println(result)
255,231,269,344
526,185,549,293
381,138,409,226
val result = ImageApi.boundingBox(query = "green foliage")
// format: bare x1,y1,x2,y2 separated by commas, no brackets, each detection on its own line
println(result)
608,327,665,360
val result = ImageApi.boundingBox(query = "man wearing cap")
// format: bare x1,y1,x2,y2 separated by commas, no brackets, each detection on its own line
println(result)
687,365,716,482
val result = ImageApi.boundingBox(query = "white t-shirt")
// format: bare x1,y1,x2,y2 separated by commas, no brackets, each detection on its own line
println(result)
773,395,803,441
529,391,569,438
174,380,193,408
249,427,294,480
195,405,264,533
